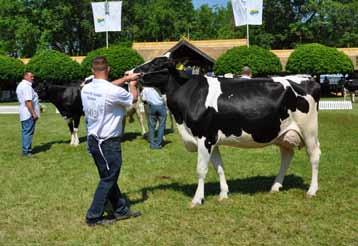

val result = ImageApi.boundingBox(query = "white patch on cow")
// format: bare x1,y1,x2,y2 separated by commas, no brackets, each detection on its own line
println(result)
176,123,197,152
228,94,234,99
284,75,311,84
205,76,222,111
272,77,292,89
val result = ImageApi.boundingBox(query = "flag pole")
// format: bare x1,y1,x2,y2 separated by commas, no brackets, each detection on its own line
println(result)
105,0,109,48
246,24,249,47
246,5,249,47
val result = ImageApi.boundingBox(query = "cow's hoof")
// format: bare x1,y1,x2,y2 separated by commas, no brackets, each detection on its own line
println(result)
306,190,317,197
190,199,203,208
218,193,228,201
270,183,282,193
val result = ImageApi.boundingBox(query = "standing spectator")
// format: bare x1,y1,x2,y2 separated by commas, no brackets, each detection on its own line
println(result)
241,66,252,79
16,72,40,157
81,56,142,226
141,87,167,149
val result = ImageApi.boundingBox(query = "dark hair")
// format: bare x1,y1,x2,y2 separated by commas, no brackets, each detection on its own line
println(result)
92,56,109,72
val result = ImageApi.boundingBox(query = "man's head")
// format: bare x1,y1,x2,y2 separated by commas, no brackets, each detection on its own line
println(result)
24,71,34,83
92,56,110,78
241,66,252,77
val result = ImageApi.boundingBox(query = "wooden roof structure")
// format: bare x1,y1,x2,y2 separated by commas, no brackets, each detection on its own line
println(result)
132,38,247,62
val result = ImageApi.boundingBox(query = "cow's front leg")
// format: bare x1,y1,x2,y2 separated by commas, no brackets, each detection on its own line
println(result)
73,128,79,146
211,146,229,201
191,138,212,208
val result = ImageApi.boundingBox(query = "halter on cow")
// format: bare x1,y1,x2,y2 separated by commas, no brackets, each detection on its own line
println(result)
131,55,321,207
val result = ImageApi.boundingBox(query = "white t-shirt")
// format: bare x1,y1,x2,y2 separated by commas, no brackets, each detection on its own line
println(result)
81,78,133,139
16,80,40,121
141,87,164,106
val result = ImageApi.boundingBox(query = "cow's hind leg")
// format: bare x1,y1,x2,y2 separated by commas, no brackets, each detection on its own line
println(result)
72,116,80,146
191,139,212,208
271,146,294,192
135,105,146,136
305,137,320,196
211,146,229,201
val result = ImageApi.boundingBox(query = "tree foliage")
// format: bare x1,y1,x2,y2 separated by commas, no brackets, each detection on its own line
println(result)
285,43,354,75
0,55,24,89
81,45,144,81
214,46,282,76
0,0,358,57
26,50,83,84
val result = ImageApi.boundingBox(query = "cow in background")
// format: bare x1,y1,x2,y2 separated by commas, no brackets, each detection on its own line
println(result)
37,82,83,146
343,78,358,103
131,55,321,207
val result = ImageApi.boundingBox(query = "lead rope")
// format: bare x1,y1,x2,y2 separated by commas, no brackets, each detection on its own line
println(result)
97,138,110,171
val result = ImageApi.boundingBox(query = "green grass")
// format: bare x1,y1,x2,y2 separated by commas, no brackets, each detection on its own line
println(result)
0,102,357,245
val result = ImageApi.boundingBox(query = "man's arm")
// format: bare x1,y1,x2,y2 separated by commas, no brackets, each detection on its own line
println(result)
128,80,138,103
112,73,141,103
25,100,38,121
112,73,142,87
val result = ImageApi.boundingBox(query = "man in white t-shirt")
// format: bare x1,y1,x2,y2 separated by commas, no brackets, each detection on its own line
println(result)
141,87,167,149
16,71,40,156
81,56,142,227
240,66,252,79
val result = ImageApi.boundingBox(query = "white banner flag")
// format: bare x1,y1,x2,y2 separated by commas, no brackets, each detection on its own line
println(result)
91,1,122,32
232,0,263,26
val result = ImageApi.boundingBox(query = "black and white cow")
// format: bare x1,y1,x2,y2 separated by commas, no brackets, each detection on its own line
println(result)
344,79,358,102
131,55,321,207
37,83,83,145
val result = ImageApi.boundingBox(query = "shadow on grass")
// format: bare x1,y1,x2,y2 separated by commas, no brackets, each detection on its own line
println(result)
129,174,308,205
33,136,88,153
32,140,68,153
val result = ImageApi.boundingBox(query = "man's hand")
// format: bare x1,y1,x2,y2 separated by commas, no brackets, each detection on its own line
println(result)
112,73,142,86
32,112,39,121
126,72,142,82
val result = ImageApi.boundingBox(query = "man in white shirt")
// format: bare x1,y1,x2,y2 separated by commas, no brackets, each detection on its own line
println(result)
81,56,142,226
241,66,252,79
141,87,167,149
16,72,40,156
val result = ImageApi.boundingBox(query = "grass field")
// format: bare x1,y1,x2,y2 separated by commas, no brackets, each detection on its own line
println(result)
0,101,357,245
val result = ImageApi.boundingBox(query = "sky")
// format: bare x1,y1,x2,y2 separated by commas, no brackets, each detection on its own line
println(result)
192,0,229,8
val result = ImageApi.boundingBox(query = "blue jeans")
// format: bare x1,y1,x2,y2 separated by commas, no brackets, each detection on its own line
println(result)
21,117,36,155
86,136,129,222
147,104,167,148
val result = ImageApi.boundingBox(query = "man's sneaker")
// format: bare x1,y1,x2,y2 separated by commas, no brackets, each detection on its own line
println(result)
114,210,142,221
86,216,115,227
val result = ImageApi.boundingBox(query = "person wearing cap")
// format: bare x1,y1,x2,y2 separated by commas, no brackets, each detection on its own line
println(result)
81,56,142,226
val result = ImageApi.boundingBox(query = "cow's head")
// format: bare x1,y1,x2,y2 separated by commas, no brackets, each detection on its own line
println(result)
132,56,173,89
35,82,50,100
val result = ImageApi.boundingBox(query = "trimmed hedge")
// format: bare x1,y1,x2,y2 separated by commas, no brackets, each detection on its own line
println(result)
213,45,282,76
81,45,144,81
0,55,24,89
26,50,83,84
285,43,354,75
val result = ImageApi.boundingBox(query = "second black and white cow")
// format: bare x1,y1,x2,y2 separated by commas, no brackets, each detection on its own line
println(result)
37,83,83,145
132,56,321,207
